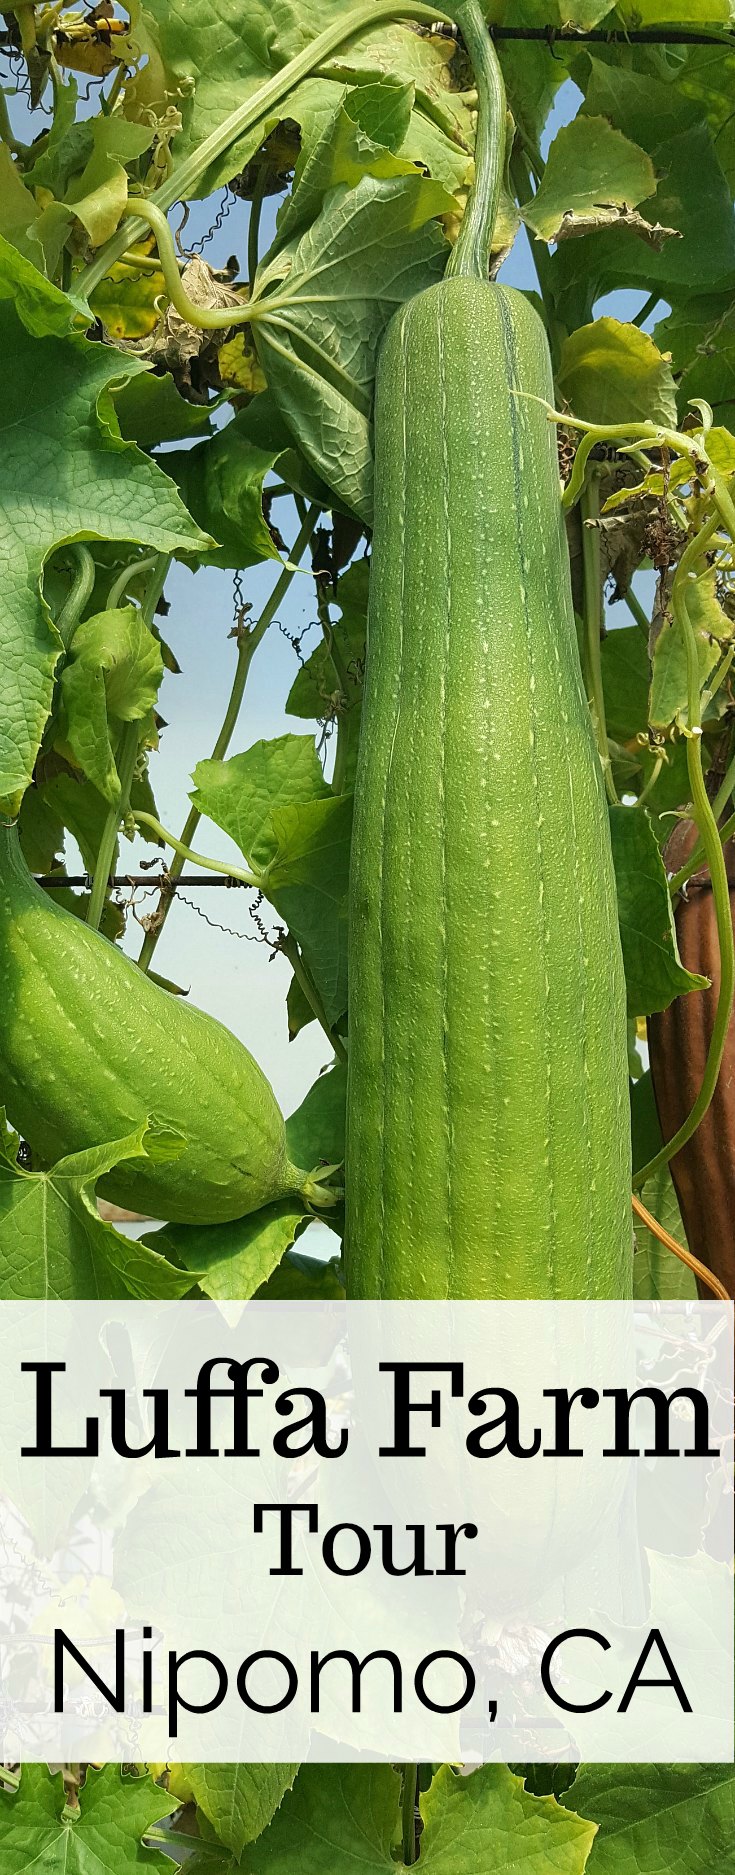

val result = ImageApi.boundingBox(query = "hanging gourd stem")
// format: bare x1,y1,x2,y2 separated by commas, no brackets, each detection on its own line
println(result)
631,1195,731,1302
445,0,506,280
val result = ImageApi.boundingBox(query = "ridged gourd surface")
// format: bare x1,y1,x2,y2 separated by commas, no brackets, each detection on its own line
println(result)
0,824,302,1223
346,278,632,1300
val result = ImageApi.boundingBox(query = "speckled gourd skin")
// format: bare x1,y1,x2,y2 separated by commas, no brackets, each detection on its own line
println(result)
0,822,305,1223
346,278,632,1299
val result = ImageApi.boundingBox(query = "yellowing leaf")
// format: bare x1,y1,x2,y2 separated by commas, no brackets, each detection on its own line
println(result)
90,257,166,338
558,318,678,426
218,328,267,393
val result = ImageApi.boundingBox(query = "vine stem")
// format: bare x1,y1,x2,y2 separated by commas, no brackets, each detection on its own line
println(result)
132,813,260,887
137,504,321,972
75,2,452,300
631,1195,731,1302
248,158,271,285
446,0,506,280
669,801,735,897
86,553,170,931
107,552,160,610
581,472,618,804
86,721,141,931
624,585,650,638
634,513,735,1188
402,1765,418,1866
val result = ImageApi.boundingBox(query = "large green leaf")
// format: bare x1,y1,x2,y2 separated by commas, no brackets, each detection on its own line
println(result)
125,2,474,196
650,567,732,733
230,1764,401,1874
0,1117,194,1300
274,85,420,250
286,1060,347,1169
181,1764,298,1856
609,806,707,1016
558,320,677,426
522,116,657,245
600,625,650,744
164,407,285,571
562,1763,735,1875
235,1762,596,1875
551,122,735,327
656,295,735,428
266,793,353,1024
0,238,206,816
113,370,213,447
147,1199,307,1302
419,1765,596,1874
58,606,164,803
0,1767,172,1873
191,733,330,868
192,733,352,1022
250,173,448,521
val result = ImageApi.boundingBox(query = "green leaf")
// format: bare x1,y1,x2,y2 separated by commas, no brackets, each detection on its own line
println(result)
234,1764,401,1873
0,1119,194,1300
0,236,207,816
0,1766,172,1872
617,0,730,19
609,806,707,1016
266,793,353,1025
38,770,116,875
65,116,153,248
147,1199,306,1302
580,56,702,153
191,733,330,870
165,407,284,571
59,606,163,804
650,568,732,733
286,1061,347,1170
419,1764,596,1874
562,1763,735,1875
521,116,657,245
191,731,350,1020
254,1245,344,1300
491,0,567,150
600,625,651,744
287,557,368,721
557,319,677,426
124,5,473,197
551,123,735,324
656,296,735,429
112,370,213,448
0,144,70,277
275,89,420,250
348,75,414,150
287,966,317,1037
181,1764,299,1856
251,173,449,522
